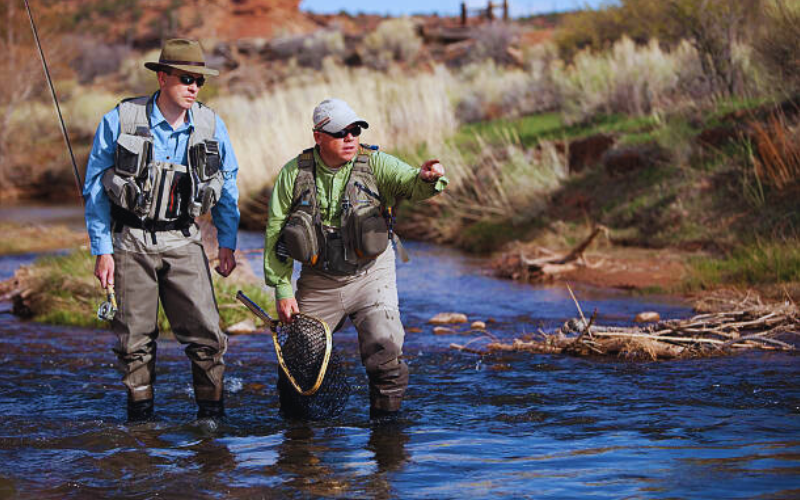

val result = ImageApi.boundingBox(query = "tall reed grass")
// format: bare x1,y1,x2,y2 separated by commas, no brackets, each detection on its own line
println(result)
402,131,568,243
750,114,800,191
212,64,458,196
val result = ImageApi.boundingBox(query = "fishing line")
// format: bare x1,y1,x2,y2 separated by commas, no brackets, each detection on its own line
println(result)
22,0,84,204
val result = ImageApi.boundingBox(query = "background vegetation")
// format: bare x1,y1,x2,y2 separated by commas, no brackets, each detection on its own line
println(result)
1,0,798,302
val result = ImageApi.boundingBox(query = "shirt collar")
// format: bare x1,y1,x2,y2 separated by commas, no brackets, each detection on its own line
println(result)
149,91,195,131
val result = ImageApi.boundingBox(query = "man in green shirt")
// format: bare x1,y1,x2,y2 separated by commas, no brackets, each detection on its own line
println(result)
264,98,447,419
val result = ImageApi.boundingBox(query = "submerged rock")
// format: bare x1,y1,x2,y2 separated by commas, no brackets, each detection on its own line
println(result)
429,312,468,325
634,311,661,323
470,321,487,330
227,319,257,334
433,326,457,335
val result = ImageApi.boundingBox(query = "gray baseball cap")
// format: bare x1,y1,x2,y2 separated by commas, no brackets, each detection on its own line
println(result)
312,98,369,133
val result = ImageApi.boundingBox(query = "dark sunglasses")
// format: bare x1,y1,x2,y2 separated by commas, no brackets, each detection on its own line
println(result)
172,72,205,88
322,126,362,139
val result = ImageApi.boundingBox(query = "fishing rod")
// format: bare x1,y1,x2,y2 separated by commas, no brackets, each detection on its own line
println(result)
22,0,117,320
22,0,84,204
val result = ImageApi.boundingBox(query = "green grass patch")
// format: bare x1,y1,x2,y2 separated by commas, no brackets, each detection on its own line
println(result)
707,96,775,123
24,249,272,332
453,112,661,151
0,224,86,255
686,240,800,289
455,112,564,147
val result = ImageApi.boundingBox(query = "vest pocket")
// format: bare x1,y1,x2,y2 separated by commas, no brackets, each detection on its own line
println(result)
349,205,388,260
164,171,191,219
190,140,221,181
281,211,320,265
115,134,152,177
102,169,139,212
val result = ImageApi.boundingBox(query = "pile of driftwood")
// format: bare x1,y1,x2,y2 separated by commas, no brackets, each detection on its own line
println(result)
493,226,606,282
452,290,798,360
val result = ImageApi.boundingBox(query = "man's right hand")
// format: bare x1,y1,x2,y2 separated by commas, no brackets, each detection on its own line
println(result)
94,254,115,289
278,298,299,324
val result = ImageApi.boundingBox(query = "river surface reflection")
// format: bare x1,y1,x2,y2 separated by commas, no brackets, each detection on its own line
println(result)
0,232,797,499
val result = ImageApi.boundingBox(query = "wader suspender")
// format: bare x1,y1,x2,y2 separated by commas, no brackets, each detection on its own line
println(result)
294,148,323,266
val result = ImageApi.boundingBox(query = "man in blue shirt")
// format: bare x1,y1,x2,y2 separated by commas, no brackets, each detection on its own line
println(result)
83,39,240,422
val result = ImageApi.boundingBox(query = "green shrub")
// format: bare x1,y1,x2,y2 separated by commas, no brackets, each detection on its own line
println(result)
269,30,346,70
552,37,702,124
362,17,422,70
555,0,763,97
752,0,800,94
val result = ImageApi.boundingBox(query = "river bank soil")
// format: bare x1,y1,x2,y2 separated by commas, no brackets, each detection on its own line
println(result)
491,237,799,306
490,243,696,293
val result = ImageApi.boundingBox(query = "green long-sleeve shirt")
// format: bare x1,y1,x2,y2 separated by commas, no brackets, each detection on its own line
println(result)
264,147,448,301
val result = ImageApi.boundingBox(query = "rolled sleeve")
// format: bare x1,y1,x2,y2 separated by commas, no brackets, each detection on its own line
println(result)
210,115,241,250
83,109,119,256
263,160,298,301
372,151,448,206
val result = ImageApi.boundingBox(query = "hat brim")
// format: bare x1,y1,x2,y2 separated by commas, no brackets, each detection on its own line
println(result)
145,62,219,76
319,119,369,134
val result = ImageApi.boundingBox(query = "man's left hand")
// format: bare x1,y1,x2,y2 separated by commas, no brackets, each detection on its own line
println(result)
216,247,237,277
419,159,445,183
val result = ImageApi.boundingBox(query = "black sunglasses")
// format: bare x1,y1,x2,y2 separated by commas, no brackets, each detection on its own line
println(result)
171,72,205,88
322,125,362,139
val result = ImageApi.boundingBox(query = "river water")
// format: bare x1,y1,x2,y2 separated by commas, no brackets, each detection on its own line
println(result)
0,229,798,499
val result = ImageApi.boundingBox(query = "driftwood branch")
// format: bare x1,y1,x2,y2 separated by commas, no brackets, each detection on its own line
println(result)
493,226,607,282
451,288,798,360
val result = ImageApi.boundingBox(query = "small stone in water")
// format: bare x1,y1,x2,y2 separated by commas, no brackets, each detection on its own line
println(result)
429,312,468,324
433,326,457,335
227,319,256,334
634,311,660,323
470,321,487,330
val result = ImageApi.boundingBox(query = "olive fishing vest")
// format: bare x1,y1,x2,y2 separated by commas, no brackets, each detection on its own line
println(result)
101,96,224,236
279,146,391,276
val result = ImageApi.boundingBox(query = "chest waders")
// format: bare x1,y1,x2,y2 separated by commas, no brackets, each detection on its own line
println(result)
101,96,224,243
279,146,392,276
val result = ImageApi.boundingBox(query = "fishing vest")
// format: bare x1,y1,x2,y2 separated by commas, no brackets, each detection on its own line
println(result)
279,146,391,276
101,96,224,235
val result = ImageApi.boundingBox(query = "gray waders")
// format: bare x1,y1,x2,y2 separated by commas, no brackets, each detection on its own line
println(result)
296,246,408,412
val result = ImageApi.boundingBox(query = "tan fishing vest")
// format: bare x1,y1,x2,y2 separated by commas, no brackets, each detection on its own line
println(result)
101,96,224,234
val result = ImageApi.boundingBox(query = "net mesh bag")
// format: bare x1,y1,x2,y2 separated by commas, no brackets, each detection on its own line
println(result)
274,314,351,420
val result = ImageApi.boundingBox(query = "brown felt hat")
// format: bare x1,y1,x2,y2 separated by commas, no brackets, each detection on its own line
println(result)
144,38,219,76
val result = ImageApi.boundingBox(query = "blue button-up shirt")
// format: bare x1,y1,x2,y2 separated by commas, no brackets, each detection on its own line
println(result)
83,92,240,255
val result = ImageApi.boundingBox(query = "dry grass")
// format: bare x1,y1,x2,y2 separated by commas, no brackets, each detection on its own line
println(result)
0,223,86,255
402,132,568,243
213,64,458,197
750,113,800,191
552,37,704,124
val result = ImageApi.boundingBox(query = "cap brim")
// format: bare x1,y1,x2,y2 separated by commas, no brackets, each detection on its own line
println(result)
320,118,369,133
145,62,219,76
